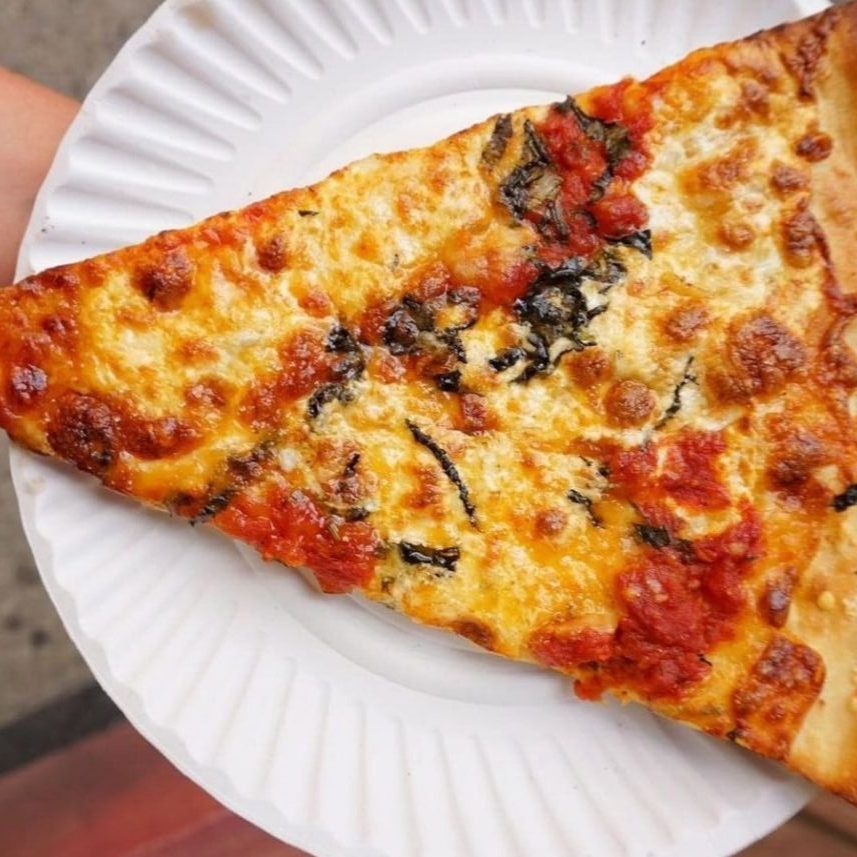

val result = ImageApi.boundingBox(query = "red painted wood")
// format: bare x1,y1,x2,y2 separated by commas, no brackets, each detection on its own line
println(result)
0,723,306,857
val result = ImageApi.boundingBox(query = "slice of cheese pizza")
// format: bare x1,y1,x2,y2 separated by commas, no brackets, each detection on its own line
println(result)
3,2,857,800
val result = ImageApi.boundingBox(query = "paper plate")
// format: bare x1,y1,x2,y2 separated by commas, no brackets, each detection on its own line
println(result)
12,1,829,855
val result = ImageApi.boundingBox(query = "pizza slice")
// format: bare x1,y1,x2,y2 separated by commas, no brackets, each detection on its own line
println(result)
3,2,857,801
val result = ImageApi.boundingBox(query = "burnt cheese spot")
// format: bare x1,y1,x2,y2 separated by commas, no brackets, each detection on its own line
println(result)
795,130,833,162
256,234,289,272
662,304,708,344
450,618,496,650
759,568,797,628
534,507,568,537
738,80,770,116
731,635,824,759
567,347,612,386
767,428,826,490
604,379,656,427
123,416,199,460
718,218,756,251
781,203,821,267
8,364,47,410
46,393,118,476
135,249,194,311
710,313,806,402
782,14,837,99
770,161,809,195
456,393,495,435
684,138,757,193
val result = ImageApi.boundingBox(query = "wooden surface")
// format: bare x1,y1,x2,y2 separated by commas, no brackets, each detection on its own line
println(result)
1,722,856,857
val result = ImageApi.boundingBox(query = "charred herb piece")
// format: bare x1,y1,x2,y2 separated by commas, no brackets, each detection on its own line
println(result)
399,541,460,572
343,452,360,478
193,488,237,524
489,347,526,372
608,229,652,259
634,523,672,548
655,356,696,430
192,442,275,524
499,120,561,222
406,419,477,524
434,370,462,392
326,324,365,383
555,96,631,168
344,507,370,522
482,114,513,166
382,290,478,370
567,488,602,527
298,209,319,217
833,484,857,512
308,383,354,419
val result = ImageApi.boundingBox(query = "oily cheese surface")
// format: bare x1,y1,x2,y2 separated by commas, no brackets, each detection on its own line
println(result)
1,2,857,802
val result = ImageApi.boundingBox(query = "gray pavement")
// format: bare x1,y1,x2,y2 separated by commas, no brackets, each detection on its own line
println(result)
0,0,162,727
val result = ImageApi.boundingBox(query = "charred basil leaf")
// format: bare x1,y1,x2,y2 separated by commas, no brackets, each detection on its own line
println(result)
406,419,477,525
567,488,602,527
634,523,671,548
381,290,478,370
434,370,462,392
655,356,696,430
482,113,513,166
555,97,631,168
499,120,561,223
489,347,526,372
326,324,366,383
833,484,857,512
399,541,460,572
193,488,237,524
608,229,652,259
585,250,626,290
343,452,360,478
298,209,319,217
307,383,354,419
191,442,275,524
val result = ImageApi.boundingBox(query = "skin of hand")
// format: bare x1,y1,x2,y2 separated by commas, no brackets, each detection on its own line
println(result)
0,69,77,285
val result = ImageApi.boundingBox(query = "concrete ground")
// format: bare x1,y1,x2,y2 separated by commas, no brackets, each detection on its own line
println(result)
0,0,162,727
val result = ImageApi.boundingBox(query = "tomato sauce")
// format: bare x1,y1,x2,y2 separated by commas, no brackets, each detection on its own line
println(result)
216,486,379,593
567,505,763,701
660,430,730,510
240,330,335,429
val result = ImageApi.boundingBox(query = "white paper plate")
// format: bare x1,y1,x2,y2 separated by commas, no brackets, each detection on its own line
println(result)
11,1,830,855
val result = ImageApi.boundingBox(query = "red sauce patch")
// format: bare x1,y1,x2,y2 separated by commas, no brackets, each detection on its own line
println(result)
566,505,762,701
530,625,614,668
215,487,379,593
660,430,730,510
240,329,333,430
590,194,647,239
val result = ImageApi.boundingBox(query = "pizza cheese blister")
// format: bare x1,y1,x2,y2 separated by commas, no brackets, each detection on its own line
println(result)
3,3,857,801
